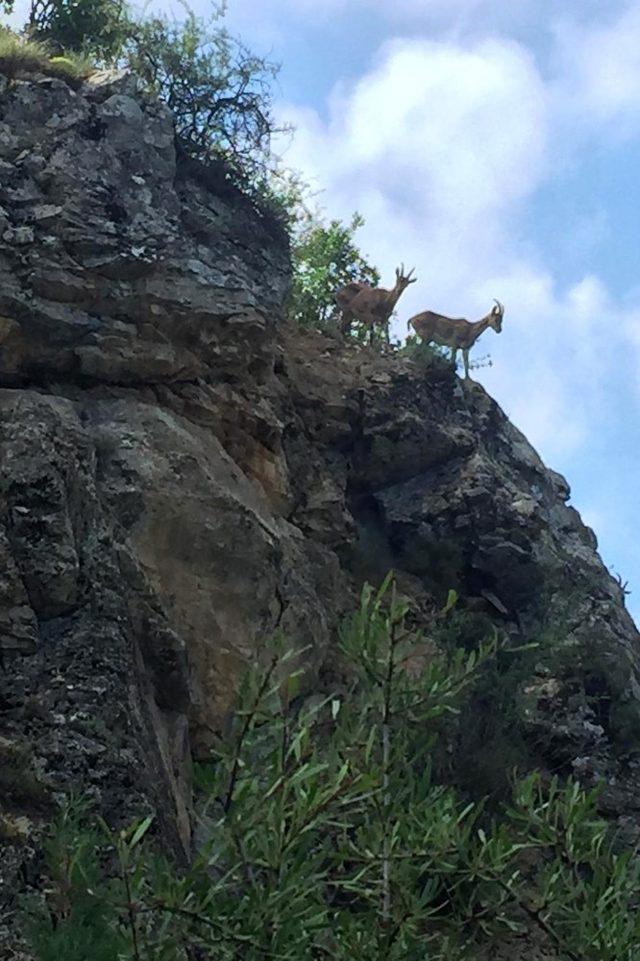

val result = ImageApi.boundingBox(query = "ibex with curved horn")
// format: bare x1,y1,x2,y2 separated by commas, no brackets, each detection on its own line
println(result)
336,264,417,345
407,299,505,378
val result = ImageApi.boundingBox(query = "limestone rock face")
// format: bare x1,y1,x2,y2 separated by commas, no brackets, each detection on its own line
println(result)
0,70,341,947
0,70,287,387
1,70,639,957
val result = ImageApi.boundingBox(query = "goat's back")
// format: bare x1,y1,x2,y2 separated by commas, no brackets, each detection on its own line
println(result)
408,310,441,336
335,280,369,310
410,310,490,354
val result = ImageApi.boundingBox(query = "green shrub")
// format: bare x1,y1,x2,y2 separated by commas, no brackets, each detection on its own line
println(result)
0,737,51,813
289,212,380,332
3,4,288,218
125,9,285,200
25,0,129,60
401,333,454,368
25,800,129,961
25,576,640,960
0,27,93,83
0,29,50,75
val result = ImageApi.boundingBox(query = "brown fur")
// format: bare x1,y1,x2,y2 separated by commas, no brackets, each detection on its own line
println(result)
336,265,417,344
408,300,505,378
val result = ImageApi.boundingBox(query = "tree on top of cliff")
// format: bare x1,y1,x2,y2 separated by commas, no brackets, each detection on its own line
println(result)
2,2,287,210
289,213,380,332
125,9,286,194
19,0,130,59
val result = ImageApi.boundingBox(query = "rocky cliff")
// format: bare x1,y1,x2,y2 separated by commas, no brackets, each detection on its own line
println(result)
1,68,639,954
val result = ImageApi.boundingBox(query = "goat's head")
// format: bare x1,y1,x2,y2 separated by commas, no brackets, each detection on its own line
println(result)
394,264,417,293
489,299,505,332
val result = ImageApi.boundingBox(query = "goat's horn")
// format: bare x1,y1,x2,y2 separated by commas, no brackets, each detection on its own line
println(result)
406,267,416,279
493,298,503,313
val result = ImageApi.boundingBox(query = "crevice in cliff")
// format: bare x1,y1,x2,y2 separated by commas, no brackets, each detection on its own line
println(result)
340,490,400,591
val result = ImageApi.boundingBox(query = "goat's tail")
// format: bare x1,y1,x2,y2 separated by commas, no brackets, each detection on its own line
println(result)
406,317,414,331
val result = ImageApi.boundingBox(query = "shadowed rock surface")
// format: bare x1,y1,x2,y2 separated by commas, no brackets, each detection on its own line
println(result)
0,69,638,958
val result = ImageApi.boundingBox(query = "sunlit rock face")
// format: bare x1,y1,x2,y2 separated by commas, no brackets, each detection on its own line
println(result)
1,68,638,960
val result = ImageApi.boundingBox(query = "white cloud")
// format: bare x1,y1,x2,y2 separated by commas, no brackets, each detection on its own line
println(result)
624,308,640,398
339,38,546,210
552,2,640,129
225,0,550,31
279,36,547,293
2,0,29,27
479,269,628,459
278,36,546,312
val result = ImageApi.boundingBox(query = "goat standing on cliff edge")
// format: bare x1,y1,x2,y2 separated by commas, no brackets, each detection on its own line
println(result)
408,300,505,379
336,265,417,345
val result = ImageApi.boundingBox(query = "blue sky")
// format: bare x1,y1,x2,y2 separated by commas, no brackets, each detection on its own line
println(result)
6,1,640,622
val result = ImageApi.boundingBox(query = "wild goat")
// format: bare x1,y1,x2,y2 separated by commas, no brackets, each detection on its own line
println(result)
407,300,505,378
336,265,417,344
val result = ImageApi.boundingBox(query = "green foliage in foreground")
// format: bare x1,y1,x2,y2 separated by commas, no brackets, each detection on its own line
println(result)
26,576,640,960
289,213,380,332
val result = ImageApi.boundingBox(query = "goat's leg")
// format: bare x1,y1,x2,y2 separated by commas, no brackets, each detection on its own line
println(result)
463,349,470,378
450,347,457,368
340,310,354,337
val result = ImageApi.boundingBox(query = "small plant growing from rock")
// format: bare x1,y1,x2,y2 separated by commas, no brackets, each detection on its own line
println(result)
0,27,93,85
